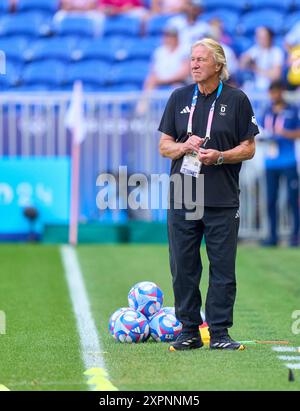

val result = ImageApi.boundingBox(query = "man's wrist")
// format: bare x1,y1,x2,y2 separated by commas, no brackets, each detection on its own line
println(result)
214,151,224,165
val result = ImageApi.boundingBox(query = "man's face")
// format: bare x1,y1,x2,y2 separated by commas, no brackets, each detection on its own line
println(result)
191,45,219,83
256,27,271,48
163,32,179,48
269,88,283,104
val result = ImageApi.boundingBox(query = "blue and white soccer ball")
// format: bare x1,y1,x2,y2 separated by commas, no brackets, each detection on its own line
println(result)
108,307,128,336
113,308,150,343
128,281,164,319
160,306,175,317
149,310,182,342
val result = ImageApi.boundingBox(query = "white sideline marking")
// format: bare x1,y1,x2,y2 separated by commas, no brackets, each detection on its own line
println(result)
60,245,117,391
286,364,300,369
278,355,300,361
272,346,300,352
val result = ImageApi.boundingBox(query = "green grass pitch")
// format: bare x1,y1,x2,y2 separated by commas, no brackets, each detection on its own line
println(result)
0,244,299,391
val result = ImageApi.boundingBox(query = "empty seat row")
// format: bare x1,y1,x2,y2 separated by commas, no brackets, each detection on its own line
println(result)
1,35,161,63
2,0,300,14
1,9,300,39
0,59,150,89
205,0,300,12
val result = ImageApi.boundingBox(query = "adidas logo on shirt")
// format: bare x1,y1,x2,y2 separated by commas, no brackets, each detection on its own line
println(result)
180,106,191,114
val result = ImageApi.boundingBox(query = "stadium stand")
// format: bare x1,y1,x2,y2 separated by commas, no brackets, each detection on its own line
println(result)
0,0,299,91
102,15,142,37
52,15,97,37
24,36,78,62
0,0,11,13
21,59,66,86
16,0,59,13
0,11,52,37
0,36,28,63
65,59,110,87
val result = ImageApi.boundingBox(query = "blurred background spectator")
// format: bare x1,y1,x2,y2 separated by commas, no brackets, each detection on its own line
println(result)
240,27,284,92
285,20,300,51
59,0,98,12
208,18,239,84
98,0,148,17
136,25,189,114
150,0,186,15
260,80,300,247
284,21,300,89
167,0,212,52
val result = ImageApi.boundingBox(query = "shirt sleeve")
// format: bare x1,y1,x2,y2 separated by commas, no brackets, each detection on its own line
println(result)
158,91,177,139
273,47,284,66
238,95,260,142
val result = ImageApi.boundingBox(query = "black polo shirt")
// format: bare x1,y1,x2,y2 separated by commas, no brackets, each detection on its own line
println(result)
158,82,260,207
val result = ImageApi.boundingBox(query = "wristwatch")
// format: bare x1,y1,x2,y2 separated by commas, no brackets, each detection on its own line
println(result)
214,152,224,166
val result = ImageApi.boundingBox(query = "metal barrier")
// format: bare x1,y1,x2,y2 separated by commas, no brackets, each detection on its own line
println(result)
0,90,299,239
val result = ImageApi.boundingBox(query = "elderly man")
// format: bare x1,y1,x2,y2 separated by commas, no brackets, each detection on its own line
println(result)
159,38,259,351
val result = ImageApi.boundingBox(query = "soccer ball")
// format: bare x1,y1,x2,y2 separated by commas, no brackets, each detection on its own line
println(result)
108,307,128,336
113,308,150,343
160,306,175,316
149,310,182,342
128,281,164,319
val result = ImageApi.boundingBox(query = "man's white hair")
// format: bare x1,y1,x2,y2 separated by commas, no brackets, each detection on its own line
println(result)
192,38,229,81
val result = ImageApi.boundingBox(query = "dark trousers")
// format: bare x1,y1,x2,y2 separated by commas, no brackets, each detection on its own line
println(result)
266,166,299,243
167,206,239,338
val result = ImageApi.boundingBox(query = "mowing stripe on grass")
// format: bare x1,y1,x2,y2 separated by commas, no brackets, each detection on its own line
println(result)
60,245,117,391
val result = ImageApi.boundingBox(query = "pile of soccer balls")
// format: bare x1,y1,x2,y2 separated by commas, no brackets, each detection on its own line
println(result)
109,281,182,343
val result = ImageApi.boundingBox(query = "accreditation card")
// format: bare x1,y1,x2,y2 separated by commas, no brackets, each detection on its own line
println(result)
180,152,202,178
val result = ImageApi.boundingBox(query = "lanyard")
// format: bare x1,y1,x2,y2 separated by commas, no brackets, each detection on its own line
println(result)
187,81,223,147
264,113,284,134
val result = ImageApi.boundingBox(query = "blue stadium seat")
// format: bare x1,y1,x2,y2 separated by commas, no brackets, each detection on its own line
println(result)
0,36,29,62
247,0,293,12
53,16,96,37
65,60,111,86
13,84,52,91
24,37,78,62
204,0,248,12
238,9,285,35
0,12,51,37
0,62,22,88
294,0,300,10
125,37,161,60
283,12,300,32
231,36,253,56
274,35,285,49
22,60,66,86
201,9,240,35
0,0,10,13
17,0,59,13
103,84,141,92
108,61,150,86
72,37,128,62
146,14,175,36
103,16,141,37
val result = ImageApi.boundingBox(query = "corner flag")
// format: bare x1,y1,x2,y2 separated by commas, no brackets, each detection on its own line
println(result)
65,81,86,245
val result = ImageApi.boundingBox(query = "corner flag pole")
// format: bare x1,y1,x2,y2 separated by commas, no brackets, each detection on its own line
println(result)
65,81,86,246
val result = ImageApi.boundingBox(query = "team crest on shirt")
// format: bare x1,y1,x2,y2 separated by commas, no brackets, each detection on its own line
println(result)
219,104,227,116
